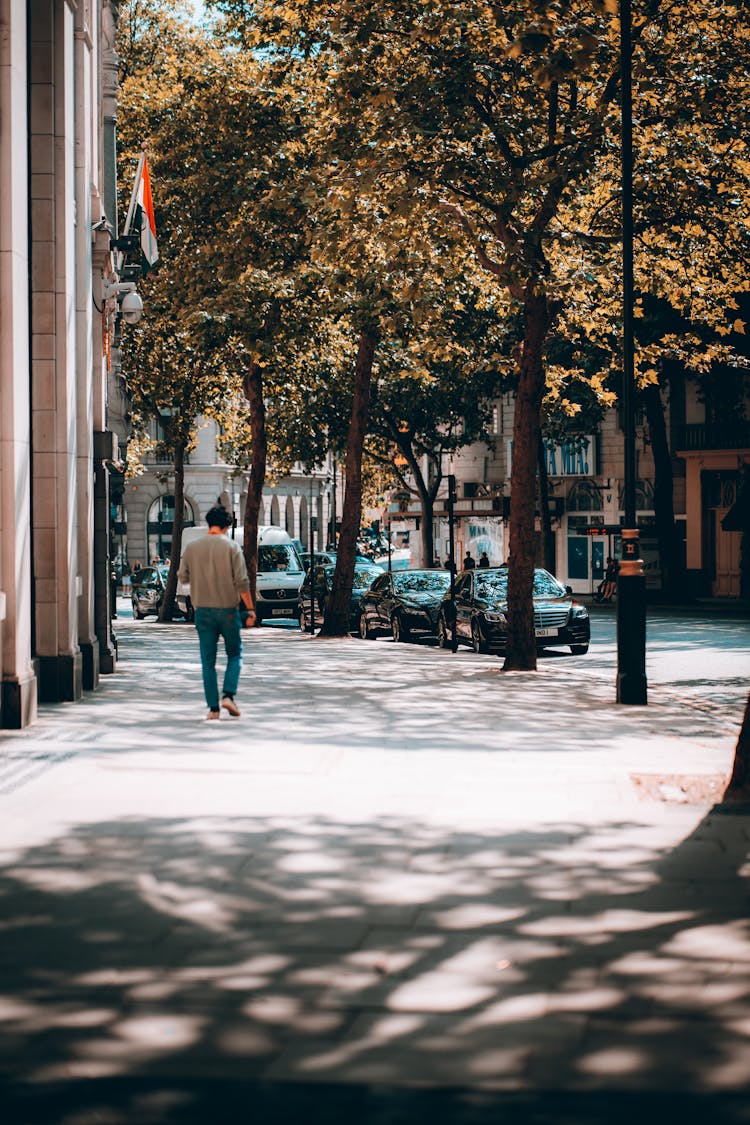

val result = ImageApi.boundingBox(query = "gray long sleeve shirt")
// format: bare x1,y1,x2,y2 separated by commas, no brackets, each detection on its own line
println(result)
178,533,249,609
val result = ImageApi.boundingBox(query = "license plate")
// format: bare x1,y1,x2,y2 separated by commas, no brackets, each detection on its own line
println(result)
271,607,289,615
535,627,558,638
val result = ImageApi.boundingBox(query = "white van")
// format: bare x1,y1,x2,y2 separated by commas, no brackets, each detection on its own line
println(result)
176,525,304,624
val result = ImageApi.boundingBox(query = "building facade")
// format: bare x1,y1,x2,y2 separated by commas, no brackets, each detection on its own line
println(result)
391,374,749,598
118,420,340,570
0,0,122,728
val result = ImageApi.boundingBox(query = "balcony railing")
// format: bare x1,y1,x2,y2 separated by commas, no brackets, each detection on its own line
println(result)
674,422,750,452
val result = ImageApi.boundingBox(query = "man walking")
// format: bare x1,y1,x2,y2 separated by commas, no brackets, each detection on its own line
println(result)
178,505,256,720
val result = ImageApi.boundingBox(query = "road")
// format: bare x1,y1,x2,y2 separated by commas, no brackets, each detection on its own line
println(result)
0,602,749,1123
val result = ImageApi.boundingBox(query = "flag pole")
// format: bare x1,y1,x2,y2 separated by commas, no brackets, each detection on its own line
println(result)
116,145,147,273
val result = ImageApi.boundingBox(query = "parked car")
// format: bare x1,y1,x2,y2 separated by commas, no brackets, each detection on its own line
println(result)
298,549,374,572
359,568,453,642
298,550,337,572
255,535,306,623
436,566,590,655
299,562,384,632
131,564,172,620
176,525,304,624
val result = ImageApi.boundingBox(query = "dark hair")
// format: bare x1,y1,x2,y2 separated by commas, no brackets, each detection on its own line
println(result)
205,505,232,529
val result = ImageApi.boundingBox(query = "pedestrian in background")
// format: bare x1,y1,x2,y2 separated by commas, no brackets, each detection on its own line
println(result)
478,551,490,568
463,550,476,570
178,505,256,720
600,556,618,602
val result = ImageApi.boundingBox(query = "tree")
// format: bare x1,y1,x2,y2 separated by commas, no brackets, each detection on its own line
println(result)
120,302,231,620
725,693,750,802
365,269,517,568
209,0,624,666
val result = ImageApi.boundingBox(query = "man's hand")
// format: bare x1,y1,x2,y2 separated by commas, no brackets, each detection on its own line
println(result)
242,606,257,628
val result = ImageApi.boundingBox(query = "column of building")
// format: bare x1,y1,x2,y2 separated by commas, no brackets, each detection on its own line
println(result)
0,0,37,728
30,0,82,702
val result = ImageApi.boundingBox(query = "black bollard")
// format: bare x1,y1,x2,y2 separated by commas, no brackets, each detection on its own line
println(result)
616,528,647,704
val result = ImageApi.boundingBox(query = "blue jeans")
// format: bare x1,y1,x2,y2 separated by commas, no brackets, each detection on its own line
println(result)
194,607,243,711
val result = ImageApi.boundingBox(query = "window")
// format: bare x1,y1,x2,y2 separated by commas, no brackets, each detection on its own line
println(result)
617,479,654,511
393,571,451,594
567,481,603,512
258,544,302,574
146,495,195,562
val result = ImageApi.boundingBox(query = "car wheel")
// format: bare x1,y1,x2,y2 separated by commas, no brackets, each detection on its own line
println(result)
359,611,375,640
570,643,589,655
471,619,489,654
391,614,409,643
132,601,144,620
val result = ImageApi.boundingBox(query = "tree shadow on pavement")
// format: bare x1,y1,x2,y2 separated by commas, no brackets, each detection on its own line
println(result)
1,807,749,1124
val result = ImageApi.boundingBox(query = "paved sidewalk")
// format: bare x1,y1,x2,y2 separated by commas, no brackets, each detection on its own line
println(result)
1,610,749,1124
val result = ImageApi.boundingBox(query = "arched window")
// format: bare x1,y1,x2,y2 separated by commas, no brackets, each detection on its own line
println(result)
299,496,309,548
146,495,195,563
285,495,295,536
270,495,281,526
618,479,654,512
567,480,603,512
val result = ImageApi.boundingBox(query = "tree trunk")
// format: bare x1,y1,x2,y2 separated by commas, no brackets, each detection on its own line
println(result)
724,692,750,800
643,381,684,601
158,440,185,623
242,360,267,607
537,432,555,573
320,327,378,635
504,286,549,671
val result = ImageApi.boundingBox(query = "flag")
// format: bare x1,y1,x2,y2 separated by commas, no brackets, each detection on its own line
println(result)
135,157,159,274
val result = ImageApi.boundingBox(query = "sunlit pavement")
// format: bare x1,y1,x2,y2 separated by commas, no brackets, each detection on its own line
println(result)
1,604,749,1124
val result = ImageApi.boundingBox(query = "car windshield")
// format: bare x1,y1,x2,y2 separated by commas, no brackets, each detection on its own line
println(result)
474,571,508,599
532,570,567,597
393,571,451,594
258,544,303,573
473,569,567,600
351,567,382,591
137,567,161,587
320,566,380,591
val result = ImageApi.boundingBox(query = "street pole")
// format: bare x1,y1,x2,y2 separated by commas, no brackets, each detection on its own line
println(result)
447,474,458,652
308,479,316,634
616,0,647,705
330,456,337,549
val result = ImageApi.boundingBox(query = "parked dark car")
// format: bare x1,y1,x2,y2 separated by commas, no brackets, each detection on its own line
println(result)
298,549,373,572
436,566,590,655
359,568,452,642
298,550,337,573
130,564,173,620
299,562,384,632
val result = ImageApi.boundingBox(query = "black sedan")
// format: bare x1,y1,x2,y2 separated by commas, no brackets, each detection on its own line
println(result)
359,568,452,643
130,564,172,620
436,567,590,655
299,562,384,632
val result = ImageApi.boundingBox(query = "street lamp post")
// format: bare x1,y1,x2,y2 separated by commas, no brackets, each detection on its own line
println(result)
447,474,458,652
308,478,316,634
617,0,647,705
